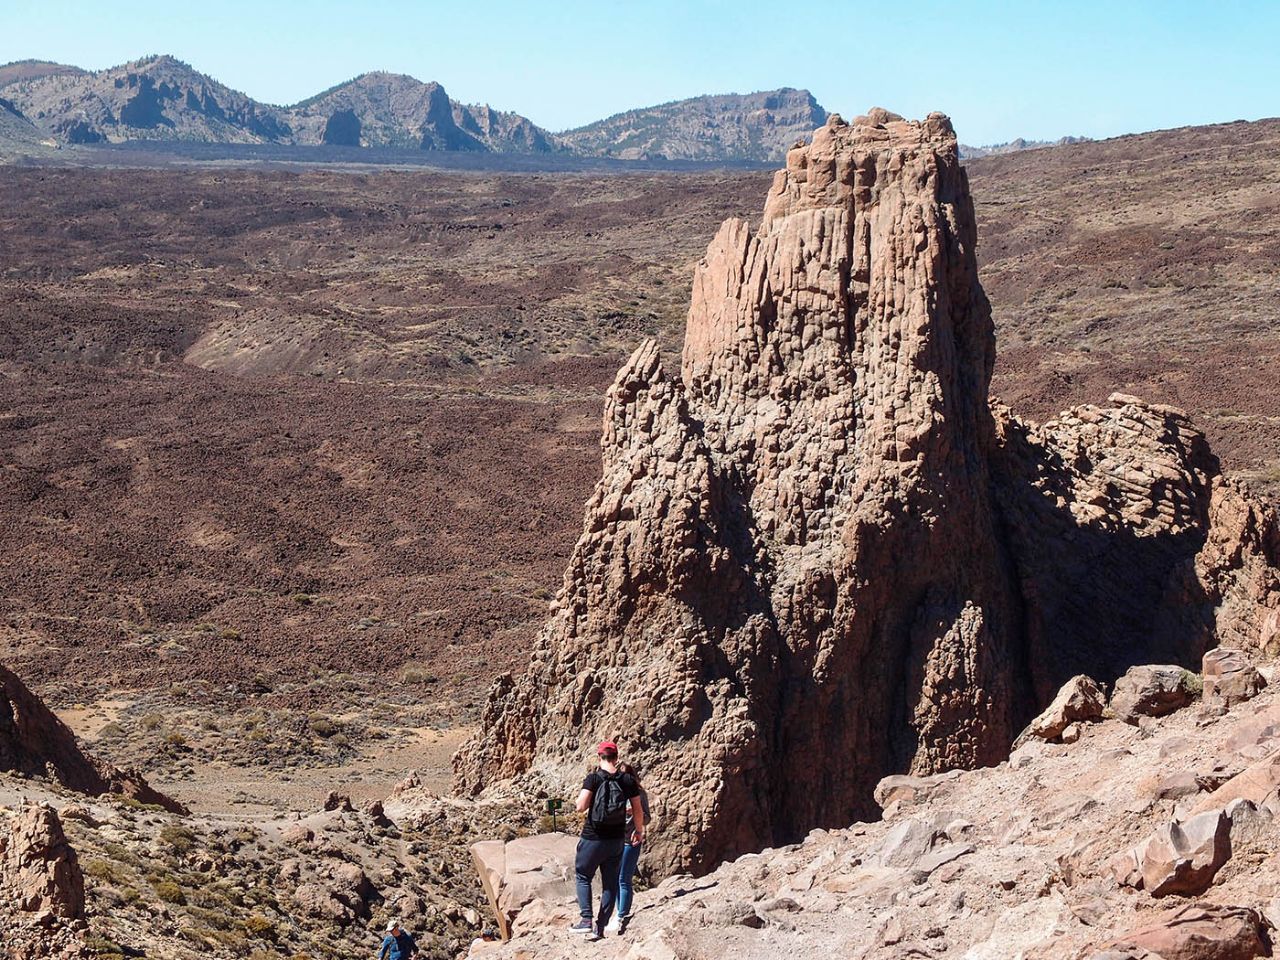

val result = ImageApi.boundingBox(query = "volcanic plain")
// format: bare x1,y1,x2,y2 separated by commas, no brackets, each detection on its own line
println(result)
1,116,1278,816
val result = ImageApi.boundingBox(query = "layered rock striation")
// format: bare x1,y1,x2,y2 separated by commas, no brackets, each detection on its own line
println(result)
454,111,1280,877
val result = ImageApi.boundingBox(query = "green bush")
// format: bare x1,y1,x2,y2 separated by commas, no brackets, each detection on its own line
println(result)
159,824,197,854
244,914,277,940
153,879,185,904
308,714,339,738
84,935,125,959
83,859,126,883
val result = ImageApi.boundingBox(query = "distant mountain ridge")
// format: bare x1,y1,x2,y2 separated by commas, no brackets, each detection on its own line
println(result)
558,87,827,161
0,55,559,153
959,135,1091,159
0,55,1086,162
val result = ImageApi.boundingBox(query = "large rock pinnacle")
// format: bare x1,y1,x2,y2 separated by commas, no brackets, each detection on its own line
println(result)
454,110,1280,878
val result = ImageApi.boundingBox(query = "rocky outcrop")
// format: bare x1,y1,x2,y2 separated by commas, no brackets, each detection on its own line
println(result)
454,110,1280,878
0,804,84,919
1204,648,1268,711
1,663,183,812
463,676,1280,959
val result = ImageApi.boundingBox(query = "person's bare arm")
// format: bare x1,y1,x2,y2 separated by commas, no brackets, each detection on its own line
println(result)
629,795,645,841
574,788,592,813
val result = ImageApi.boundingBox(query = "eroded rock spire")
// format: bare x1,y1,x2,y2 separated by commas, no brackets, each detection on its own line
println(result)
454,111,1279,877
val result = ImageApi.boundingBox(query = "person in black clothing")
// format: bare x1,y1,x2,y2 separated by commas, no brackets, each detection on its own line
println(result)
568,740,644,940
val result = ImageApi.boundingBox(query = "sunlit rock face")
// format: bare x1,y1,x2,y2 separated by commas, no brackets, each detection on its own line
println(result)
454,110,1280,878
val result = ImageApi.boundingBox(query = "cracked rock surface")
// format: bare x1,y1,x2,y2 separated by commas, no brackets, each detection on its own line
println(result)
454,110,1280,879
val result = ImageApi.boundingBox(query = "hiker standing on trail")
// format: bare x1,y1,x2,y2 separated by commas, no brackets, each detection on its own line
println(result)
605,761,650,934
569,740,644,941
378,919,419,960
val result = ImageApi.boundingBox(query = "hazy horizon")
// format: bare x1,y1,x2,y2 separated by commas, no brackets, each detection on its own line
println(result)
4,0,1278,145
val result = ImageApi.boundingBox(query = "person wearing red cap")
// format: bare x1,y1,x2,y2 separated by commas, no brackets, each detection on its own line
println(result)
567,740,643,940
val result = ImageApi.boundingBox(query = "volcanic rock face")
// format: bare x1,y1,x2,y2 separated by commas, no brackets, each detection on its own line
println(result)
1,663,183,812
454,111,1280,877
0,804,85,919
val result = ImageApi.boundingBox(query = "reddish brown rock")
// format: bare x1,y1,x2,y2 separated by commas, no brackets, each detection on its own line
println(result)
284,857,374,925
1203,648,1267,711
323,791,354,813
1,662,184,813
1193,751,1280,814
1021,675,1106,743
1110,665,1197,723
1137,809,1232,897
0,804,85,920
454,111,1280,879
1108,903,1270,960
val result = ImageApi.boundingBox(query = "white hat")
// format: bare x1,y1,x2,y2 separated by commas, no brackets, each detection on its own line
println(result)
387,919,401,932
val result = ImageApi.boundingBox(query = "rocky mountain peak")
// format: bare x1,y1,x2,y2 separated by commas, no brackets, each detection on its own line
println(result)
454,110,1279,878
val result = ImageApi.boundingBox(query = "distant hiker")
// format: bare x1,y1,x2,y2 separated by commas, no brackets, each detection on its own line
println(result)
605,761,650,934
378,919,419,960
568,740,644,940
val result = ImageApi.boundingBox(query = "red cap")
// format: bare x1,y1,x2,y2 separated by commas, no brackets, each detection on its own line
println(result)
597,741,618,754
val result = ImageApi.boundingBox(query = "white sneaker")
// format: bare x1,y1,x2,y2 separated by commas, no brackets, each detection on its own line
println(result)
604,915,622,935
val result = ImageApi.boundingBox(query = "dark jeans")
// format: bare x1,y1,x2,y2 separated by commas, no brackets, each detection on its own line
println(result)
575,836,624,924
617,841,642,917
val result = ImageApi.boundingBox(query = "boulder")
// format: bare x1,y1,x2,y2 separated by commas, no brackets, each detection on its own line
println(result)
1137,809,1231,897
471,832,578,939
0,804,84,919
1111,665,1197,723
1107,903,1269,960
1202,649,1266,711
323,791,354,812
873,770,961,811
287,859,374,925
870,819,939,869
1021,675,1106,742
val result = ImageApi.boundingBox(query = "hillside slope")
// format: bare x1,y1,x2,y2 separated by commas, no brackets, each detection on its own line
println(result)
0,117,1276,709
0,54,290,144
0,93,50,152
558,87,828,160
286,72,558,152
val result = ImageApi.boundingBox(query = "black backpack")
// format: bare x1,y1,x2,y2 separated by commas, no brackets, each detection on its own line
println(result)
589,773,628,828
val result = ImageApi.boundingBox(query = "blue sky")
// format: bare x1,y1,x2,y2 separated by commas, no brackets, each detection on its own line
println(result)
4,0,1277,144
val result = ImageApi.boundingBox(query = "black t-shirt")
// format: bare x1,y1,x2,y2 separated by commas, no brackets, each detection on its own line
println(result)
580,770,640,841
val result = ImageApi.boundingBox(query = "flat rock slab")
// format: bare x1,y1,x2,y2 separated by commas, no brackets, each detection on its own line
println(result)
471,832,578,940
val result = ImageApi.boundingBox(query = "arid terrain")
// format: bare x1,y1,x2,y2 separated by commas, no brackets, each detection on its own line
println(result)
1,113,1278,959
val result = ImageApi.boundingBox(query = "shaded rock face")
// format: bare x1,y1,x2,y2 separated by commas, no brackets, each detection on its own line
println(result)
1,663,183,812
454,111,1280,878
